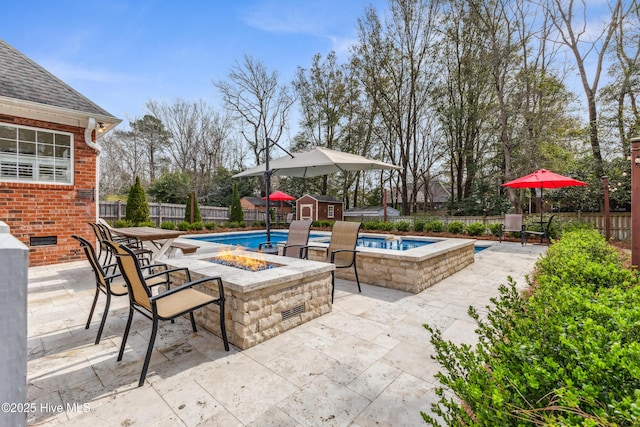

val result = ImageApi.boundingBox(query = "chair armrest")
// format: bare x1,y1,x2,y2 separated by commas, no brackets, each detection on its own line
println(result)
151,276,224,301
145,266,193,283
330,249,358,263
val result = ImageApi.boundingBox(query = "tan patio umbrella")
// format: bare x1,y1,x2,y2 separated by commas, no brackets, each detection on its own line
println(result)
233,147,401,178
233,146,401,250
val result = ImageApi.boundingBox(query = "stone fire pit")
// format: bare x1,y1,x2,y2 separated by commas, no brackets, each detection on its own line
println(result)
164,250,334,349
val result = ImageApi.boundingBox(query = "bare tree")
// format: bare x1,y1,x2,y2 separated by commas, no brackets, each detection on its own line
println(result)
214,54,296,166
547,0,622,179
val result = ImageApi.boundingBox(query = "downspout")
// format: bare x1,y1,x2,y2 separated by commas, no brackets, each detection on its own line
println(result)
85,118,101,221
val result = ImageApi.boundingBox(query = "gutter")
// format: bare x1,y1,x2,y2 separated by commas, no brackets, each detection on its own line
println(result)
84,117,102,153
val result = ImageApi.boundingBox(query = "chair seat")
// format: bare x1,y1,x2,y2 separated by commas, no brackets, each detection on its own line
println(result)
102,280,128,296
155,288,216,319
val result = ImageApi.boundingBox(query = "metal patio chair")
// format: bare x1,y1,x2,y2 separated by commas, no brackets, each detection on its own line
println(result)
105,240,229,387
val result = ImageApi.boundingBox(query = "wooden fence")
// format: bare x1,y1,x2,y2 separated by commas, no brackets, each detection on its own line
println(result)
99,202,631,240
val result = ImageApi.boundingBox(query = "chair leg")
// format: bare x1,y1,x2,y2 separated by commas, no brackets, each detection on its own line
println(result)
118,307,134,362
139,317,158,387
95,292,111,345
189,312,197,332
86,289,100,330
218,302,229,351
353,262,361,294
331,271,335,303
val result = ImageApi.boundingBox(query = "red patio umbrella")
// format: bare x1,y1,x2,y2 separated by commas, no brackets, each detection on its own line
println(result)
502,168,588,223
262,191,295,222
262,191,296,202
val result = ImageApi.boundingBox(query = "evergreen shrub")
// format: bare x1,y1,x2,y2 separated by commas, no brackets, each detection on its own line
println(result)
423,229,640,426
465,222,486,236
395,221,411,232
125,176,150,225
446,221,465,234
160,221,175,230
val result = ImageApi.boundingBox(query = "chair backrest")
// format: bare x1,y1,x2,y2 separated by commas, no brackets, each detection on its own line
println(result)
286,220,312,247
97,223,116,241
328,221,361,265
104,241,152,310
72,235,109,288
503,214,523,232
545,215,556,231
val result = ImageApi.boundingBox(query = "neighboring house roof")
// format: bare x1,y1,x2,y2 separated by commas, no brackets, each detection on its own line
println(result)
299,194,343,203
0,39,120,133
242,197,291,208
391,181,450,204
344,206,400,216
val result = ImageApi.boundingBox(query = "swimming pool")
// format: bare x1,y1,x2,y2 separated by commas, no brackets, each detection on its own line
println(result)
189,231,432,251
188,231,325,250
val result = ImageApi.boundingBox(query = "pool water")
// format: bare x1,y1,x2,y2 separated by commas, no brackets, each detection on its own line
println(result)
189,231,323,250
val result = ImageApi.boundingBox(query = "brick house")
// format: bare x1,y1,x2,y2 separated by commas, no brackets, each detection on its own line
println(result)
0,40,120,266
296,194,343,222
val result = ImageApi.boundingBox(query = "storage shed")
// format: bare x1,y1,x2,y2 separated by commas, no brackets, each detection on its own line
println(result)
296,194,343,221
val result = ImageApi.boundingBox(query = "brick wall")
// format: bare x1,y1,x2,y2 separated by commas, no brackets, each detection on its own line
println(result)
0,116,97,266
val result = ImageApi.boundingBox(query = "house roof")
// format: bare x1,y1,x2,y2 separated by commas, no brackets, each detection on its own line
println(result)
242,196,291,207
299,194,343,203
0,39,120,133
344,206,400,215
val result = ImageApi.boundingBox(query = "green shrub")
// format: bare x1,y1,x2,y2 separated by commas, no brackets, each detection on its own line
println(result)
378,221,394,231
184,191,202,223
138,221,156,228
320,220,334,228
125,176,150,226
446,221,465,234
362,221,379,230
395,221,411,232
423,229,640,426
176,221,191,231
203,222,217,230
465,222,486,236
113,219,133,228
414,219,426,232
229,182,244,223
190,221,203,231
227,221,240,228
487,222,501,236
160,221,175,230
425,220,444,232
253,220,265,227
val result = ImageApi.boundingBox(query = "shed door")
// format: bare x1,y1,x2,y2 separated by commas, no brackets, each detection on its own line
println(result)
300,203,314,221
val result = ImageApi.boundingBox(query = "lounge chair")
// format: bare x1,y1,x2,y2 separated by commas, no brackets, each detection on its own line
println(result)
499,214,523,243
105,241,229,387
522,215,555,245
306,221,361,302
72,235,171,344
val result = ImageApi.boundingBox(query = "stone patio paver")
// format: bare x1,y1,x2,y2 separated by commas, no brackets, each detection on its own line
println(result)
25,241,546,426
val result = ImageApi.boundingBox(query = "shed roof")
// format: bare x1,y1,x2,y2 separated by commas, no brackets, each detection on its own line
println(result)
299,194,343,203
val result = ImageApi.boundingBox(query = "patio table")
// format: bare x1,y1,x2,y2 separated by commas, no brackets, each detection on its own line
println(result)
111,227,185,261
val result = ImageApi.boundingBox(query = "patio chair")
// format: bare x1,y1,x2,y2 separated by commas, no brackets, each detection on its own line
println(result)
72,235,171,345
522,215,555,245
259,220,312,258
96,222,153,265
498,214,523,243
306,221,361,302
105,240,229,387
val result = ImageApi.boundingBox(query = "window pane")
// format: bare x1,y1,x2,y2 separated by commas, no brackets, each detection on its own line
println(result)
18,128,36,142
37,132,54,144
38,144,54,157
0,139,17,153
55,146,70,158
0,125,16,139
18,142,36,155
55,133,71,146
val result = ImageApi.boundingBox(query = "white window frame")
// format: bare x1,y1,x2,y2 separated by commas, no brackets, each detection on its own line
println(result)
327,204,335,218
0,123,73,185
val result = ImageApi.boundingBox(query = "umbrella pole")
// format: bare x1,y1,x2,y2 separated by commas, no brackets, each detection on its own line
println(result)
264,138,273,251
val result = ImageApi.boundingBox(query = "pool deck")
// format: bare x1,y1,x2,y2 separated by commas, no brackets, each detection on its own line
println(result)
26,241,546,426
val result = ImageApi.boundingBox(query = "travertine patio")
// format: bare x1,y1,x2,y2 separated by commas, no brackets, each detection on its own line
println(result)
26,241,546,426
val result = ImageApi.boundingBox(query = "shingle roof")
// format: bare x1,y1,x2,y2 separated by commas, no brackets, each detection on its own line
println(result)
306,194,342,203
0,39,116,118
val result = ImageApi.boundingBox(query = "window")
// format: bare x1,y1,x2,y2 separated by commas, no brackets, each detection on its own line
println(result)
0,124,72,184
327,204,335,218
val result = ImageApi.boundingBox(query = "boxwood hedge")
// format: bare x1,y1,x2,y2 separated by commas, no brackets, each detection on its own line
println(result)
423,229,640,426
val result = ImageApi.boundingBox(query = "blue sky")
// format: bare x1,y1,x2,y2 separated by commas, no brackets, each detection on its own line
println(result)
3,0,384,125
3,0,614,132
